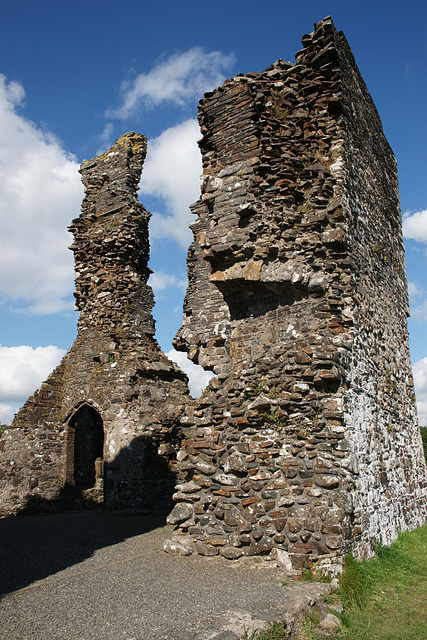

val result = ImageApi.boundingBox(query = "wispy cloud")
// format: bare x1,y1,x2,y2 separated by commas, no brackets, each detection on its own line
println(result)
413,357,427,426
149,269,187,293
97,122,114,155
0,344,66,406
411,299,427,322
107,47,235,119
0,75,83,315
141,119,202,248
407,281,427,320
403,209,427,245
166,349,213,398
408,281,424,299
406,279,427,322
0,403,15,425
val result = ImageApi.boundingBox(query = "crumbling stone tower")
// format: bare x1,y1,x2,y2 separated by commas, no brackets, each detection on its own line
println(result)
167,17,427,570
0,133,188,515
0,17,425,574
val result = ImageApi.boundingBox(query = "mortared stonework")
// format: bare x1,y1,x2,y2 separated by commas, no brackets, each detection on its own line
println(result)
0,18,426,574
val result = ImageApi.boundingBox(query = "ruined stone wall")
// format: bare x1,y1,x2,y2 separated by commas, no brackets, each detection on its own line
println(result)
0,18,425,574
167,17,427,570
0,133,189,516
333,33,427,556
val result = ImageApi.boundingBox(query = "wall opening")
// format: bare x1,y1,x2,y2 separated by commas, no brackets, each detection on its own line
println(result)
68,404,104,492
214,280,309,320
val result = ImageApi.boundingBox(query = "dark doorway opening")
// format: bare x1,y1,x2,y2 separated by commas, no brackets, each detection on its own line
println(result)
69,404,104,492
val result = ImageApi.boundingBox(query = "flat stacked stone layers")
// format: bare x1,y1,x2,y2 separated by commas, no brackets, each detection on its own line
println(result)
0,134,189,516
70,134,155,338
168,18,427,570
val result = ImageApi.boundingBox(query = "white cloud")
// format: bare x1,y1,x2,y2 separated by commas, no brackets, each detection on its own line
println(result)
413,357,427,426
97,122,114,155
108,47,235,119
408,281,423,299
141,119,202,248
149,269,187,293
0,344,66,405
403,209,427,244
411,300,427,322
166,349,214,398
0,75,84,314
0,403,15,425
407,281,427,320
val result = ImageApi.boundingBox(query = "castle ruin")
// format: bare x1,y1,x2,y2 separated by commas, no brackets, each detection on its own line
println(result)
0,133,188,514
1,17,426,572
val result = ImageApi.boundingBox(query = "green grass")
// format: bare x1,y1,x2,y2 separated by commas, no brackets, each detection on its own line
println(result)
243,524,427,639
302,523,427,640
301,568,332,584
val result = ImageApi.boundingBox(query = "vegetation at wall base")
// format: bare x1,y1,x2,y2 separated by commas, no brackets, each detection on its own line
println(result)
296,523,427,640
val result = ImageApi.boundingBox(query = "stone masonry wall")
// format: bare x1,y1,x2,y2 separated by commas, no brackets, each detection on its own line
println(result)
334,32,427,557
0,133,189,516
0,18,425,574
167,17,427,571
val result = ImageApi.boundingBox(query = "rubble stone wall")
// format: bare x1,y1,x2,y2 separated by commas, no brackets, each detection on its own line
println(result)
0,18,425,574
167,17,427,570
335,32,427,557
0,133,189,516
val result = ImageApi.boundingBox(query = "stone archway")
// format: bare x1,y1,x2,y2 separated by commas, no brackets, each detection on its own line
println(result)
65,403,105,503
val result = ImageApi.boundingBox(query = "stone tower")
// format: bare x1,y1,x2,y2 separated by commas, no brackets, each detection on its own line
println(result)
0,133,188,515
0,18,425,574
167,17,427,570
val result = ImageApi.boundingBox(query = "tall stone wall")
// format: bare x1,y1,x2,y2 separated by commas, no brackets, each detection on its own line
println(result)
167,17,427,570
0,133,189,516
336,33,426,556
0,17,425,574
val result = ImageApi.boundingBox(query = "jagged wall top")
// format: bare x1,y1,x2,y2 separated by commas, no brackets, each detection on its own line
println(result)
174,16,351,372
167,16,426,567
80,132,147,212
69,132,154,337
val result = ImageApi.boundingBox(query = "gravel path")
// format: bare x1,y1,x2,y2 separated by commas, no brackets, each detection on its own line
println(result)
0,511,329,640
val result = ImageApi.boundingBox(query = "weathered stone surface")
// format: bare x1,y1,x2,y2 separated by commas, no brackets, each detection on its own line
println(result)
0,18,426,575
169,16,427,570
163,536,195,556
167,503,194,525
319,613,341,631
0,133,189,515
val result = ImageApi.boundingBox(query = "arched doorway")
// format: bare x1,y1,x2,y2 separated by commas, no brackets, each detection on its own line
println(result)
65,404,104,503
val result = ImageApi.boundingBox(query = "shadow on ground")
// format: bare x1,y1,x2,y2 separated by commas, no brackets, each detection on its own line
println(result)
0,509,168,597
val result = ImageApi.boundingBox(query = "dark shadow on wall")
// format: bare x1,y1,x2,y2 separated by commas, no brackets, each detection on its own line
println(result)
103,433,179,513
214,280,311,320
0,433,179,596
71,403,104,491
19,431,179,515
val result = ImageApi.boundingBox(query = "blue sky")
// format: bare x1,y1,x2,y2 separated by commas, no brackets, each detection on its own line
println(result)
0,0,426,424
